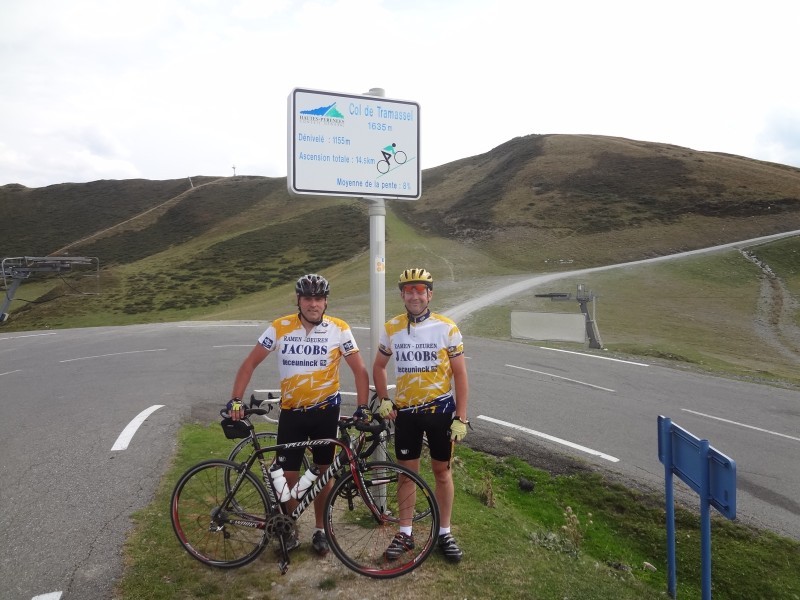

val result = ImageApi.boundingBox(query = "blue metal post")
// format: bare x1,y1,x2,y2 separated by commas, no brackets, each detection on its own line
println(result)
661,417,677,598
699,439,712,600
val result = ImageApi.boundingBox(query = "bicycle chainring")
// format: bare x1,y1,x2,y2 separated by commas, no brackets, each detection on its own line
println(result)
266,514,296,541
335,480,359,502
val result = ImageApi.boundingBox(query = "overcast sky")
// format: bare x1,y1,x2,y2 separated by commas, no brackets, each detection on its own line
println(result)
2,0,799,188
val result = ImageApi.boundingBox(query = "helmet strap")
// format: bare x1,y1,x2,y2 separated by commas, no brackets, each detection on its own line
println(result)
406,308,430,334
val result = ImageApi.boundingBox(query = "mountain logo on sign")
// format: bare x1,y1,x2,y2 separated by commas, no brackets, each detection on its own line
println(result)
300,102,344,119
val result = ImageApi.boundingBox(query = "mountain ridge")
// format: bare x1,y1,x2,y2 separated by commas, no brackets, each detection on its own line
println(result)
1,133,799,334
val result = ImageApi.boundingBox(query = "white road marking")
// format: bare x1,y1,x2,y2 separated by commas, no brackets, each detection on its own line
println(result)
1,369,22,377
59,348,166,363
111,405,165,451
212,344,252,348
478,415,620,462
682,408,800,443
540,346,649,366
0,332,57,341
177,323,259,327
32,593,62,600
506,363,616,392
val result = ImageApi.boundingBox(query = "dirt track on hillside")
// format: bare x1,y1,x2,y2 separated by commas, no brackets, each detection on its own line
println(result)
741,249,800,362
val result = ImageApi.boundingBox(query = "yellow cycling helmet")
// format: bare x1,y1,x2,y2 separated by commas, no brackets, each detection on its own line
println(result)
398,268,433,290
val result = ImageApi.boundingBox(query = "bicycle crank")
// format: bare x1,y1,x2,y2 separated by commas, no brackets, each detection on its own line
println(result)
266,514,296,541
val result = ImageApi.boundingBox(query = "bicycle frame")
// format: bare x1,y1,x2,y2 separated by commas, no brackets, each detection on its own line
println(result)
228,426,383,526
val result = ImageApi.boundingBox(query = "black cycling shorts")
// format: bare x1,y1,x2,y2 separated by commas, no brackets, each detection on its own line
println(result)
394,411,453,462
276,407,340,471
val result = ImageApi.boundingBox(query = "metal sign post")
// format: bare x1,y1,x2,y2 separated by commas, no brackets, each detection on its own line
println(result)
364,88,388,466
287,86,421,472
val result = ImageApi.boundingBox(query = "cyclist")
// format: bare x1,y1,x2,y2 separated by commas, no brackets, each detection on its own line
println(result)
372,267,470,563
380,142,398,163
226,273,370,557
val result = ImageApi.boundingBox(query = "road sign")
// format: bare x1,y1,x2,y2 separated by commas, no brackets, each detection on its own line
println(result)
287,88,420,200
657,416,737,599
658,417,736,519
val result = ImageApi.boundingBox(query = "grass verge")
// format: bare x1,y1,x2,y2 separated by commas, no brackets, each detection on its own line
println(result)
116,423,800,600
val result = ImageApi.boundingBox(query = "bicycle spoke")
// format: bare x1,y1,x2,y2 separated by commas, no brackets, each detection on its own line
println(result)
324,462,439,579
171,460,270,568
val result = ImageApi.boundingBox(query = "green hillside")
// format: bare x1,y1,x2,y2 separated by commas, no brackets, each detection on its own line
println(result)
2,134,799,384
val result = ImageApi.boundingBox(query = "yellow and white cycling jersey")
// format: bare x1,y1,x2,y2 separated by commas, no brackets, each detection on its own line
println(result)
378,311,464,413
257,313,359,410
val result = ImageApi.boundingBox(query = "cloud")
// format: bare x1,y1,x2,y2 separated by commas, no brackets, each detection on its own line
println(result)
2,0,800,188
758,109,800,167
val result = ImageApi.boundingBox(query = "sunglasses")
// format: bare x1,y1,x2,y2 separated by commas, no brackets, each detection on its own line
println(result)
402,283,429,294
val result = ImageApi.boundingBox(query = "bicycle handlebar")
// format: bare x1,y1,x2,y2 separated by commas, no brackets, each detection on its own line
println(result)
219,407,269,419
340,414,388,459
219,407,386,435
347,414,386,435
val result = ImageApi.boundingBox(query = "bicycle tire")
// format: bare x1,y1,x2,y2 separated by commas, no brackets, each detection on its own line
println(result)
171,459,271,568
394,150,407,165
324,461,439,579
228,431,277,463
377,159,390,174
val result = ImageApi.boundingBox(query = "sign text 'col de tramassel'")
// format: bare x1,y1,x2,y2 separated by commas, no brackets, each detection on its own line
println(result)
287,88,420,200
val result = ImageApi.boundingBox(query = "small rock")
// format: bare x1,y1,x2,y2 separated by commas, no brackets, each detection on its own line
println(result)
518,478,535,492
643,561,657,572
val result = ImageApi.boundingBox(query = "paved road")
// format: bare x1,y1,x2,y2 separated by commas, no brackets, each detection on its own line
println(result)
463,337,800,541
444,228,800,322
1,319,798,599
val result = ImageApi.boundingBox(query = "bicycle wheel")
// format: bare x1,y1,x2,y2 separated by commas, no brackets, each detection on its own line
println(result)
171,459,271,568
324,461,439,579
228,431,277,464
394,150,407,165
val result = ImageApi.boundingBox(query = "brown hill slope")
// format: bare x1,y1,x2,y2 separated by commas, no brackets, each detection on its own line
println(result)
3,134,799,270
396,134,800,269
0,177,220,257
2,134,799,332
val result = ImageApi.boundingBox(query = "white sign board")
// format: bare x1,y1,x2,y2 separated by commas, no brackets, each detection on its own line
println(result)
287,88,420,200
511,311,587,343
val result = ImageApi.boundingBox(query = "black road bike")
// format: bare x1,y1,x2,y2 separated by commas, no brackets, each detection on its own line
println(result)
171,407,440,579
